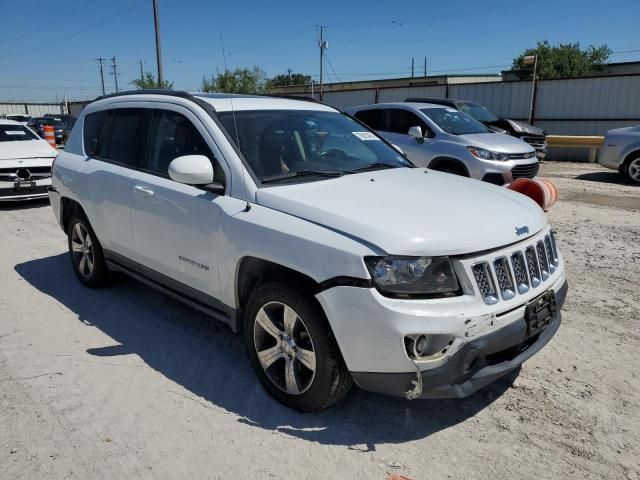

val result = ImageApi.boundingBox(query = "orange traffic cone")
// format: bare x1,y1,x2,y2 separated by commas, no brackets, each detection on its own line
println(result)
44,125,56,148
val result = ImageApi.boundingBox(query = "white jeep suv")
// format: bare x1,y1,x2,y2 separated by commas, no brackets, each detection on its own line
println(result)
49,91,568,412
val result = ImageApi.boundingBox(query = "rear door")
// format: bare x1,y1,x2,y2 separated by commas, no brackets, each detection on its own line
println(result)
129,104,226,301
79,107,148,259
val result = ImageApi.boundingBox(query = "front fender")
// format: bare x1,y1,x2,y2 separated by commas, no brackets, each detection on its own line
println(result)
217,202,376,308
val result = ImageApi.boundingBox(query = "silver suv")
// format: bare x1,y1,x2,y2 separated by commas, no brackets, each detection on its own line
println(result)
347,102,539,186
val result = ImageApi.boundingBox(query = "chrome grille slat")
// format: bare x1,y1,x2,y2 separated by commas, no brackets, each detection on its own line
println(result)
536,241,550,280
493,257,516,300
550,232,559,265
510,251,530,294
525,246,542,288
472,262,499,305
544,235,557,271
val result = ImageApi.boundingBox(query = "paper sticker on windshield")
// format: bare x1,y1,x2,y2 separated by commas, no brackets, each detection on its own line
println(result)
5,131,26,135
352,131,379,141
446,108,457,112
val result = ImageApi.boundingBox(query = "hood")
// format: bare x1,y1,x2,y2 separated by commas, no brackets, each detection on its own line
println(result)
486,119,545,136
256,168,547,256
0,140,57,160
457,132,535,153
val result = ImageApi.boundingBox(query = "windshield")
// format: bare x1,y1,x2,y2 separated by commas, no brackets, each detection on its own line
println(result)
457,102,499,122
7,115,29,122
217,110,411,183
420,108,490,135
0,125,39,142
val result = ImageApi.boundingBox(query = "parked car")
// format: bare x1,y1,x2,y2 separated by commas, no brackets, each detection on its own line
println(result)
49,90,567,412
598,126,640,184
0,119,58,201
1,114,31,126
34,117,64,145
61,117,77,145
347,102,538,185
405,97,547,159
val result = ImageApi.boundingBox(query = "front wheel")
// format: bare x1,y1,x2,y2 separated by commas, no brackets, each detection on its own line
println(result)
623,155,640,185
67,215,109,288
244,282,352,412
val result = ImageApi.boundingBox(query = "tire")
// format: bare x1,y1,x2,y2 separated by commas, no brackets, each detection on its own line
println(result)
244,282,353,412
623,155,640,185
67,214,109,288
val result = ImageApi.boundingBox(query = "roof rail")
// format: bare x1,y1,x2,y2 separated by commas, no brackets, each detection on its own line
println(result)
91,89,217,112
259,93,320,103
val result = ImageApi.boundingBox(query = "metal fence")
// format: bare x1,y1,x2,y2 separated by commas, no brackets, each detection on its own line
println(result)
0,102,64,118
318,74,640,137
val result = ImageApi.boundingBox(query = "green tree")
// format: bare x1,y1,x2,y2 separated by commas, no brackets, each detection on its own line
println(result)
266,72,312,88
512,41,611,80
201,67,267,94
130,71,173,90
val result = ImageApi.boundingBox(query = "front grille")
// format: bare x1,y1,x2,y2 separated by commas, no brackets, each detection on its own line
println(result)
521,136,547,150
511,162,540,180
471,233,559,305
0,185,49,198
508,152,536,160
0,166,51,182
472,262,499,305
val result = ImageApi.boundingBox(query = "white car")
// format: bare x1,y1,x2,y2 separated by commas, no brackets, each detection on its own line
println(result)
2,114,30,126
0,119,58,201
49,91,568,412
598,126,640,184
347,102,538,186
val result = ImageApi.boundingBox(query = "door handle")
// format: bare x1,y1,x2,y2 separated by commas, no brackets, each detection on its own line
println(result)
133,185,155,197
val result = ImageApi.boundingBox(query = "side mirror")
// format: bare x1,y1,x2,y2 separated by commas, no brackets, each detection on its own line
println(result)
168,155,214,185
408,126,423,138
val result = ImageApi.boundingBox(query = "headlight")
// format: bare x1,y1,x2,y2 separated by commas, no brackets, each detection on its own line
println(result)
365,256,459,296
467,146,510,161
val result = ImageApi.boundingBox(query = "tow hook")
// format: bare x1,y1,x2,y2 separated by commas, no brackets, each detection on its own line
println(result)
405,357,423,400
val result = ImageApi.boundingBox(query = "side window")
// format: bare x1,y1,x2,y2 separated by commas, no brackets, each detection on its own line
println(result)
98,109,146,167
83,110,108,156
145,110,217,177
354,109,385,131
386,109,428,135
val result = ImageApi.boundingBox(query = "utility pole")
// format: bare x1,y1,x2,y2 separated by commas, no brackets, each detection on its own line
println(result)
424,57,427,77
524,54,538,124
411,57,415,77
110,56,119,93
152,0,164,88
95,57,106,95
220,35,228,71
139,60,144,81
318,26,327,101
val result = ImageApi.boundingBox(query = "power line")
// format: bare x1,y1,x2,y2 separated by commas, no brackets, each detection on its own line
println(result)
324,53,343,83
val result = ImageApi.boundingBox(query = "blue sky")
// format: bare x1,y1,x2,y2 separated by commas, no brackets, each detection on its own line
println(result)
0,0,638,102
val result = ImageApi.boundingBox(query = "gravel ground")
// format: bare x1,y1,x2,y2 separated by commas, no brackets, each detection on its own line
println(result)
1,161,639,480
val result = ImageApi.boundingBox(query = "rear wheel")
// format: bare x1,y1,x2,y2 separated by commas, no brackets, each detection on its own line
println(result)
623,155,640,184
244,282,352,412
67,215,109,287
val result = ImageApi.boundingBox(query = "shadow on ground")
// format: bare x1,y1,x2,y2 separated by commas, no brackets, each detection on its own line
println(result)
0,198,50,211
575,171,636,186
15,253,517,449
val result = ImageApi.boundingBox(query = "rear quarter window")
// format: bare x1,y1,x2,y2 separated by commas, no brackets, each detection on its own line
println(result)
354,109,385,130
83,110,109,156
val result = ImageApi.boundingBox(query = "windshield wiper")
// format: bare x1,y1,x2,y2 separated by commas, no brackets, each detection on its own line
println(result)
346,162,403,173
261,170,344,184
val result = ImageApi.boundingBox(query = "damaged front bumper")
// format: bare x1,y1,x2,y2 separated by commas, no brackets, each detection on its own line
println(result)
350,280,567,399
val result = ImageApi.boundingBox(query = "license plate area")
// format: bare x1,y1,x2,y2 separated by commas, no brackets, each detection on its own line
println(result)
525,290,556,336
13,179,36,192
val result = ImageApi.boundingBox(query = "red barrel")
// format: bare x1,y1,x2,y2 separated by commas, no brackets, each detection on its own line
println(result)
508,178,558,211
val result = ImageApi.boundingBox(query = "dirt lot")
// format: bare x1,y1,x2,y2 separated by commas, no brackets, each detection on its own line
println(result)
1,162,639,480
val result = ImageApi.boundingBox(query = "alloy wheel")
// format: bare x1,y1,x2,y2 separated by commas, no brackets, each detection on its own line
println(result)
628,158,640,183
70,223,95,278
253,301,317,395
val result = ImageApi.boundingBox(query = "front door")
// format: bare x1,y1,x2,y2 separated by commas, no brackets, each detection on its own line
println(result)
129,106,225,301
379,108,434,167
